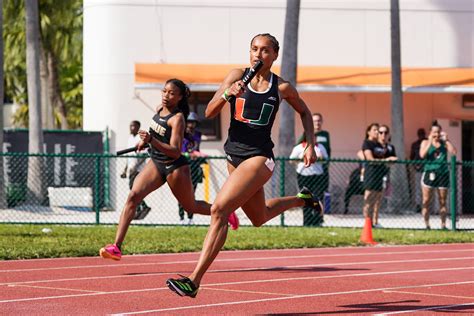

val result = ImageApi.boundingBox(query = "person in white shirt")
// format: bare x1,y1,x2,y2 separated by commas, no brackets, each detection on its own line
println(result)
120,120,151,220
290,140,328,226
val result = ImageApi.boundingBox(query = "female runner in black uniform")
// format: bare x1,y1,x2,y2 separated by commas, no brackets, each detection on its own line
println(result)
167,34,321,298
100,79,213,260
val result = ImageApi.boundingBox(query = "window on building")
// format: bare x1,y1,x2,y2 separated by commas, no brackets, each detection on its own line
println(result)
188,92,221,140
462,94,474,108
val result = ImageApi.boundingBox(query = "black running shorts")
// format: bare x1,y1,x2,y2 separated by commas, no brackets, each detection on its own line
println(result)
152,155,189,182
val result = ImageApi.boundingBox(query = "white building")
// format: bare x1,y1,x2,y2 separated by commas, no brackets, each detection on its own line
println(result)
83,0,474,220
84,0,473,156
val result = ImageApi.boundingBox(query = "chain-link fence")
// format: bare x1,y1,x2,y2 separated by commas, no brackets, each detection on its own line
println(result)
0,152,472,230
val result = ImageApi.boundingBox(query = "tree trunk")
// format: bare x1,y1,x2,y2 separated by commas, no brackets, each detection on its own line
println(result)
390,0,410,211
47,50,69,129
25,0,44,203
40,42,54,129
0,0,6,208
279,0,300,196
279,0,300,157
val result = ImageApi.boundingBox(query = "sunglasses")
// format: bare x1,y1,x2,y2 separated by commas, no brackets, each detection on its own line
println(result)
378,130,388,134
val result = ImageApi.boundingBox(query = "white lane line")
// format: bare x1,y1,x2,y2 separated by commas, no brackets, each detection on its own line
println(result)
1,249,472,273
0,266,472,304
199,267,473,288
7,284,103,294
0,272,170,287
111,281,474,315
383,290,474,300
1,256,472,286
373,302,474,315
203,287,296,297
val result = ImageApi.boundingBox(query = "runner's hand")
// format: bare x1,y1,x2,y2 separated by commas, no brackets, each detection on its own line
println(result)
138,130,151,143
228,80,246,99
303,145,317,167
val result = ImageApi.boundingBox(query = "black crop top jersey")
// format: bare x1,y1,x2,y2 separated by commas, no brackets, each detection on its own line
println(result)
148,109,179,162
362,140,396,159
224,69,280,157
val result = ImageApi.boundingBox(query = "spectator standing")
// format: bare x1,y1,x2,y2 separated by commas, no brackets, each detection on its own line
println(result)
179,112,204,225
312,113,331,157
297,113,331,192
179,112,240,227
419,121,457,229
346,126,379,215
371,124,397,227
313,113,331,198
296,113,331,156
290,139,328,226
361,123,397,228
120,120,151,220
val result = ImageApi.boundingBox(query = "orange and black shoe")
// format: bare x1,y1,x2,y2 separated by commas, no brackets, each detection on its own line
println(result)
166,275,199,298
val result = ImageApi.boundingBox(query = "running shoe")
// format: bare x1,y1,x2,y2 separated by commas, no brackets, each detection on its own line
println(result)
166,275,199,298
297,187,323,215
99,244,122,261
228,211,239,230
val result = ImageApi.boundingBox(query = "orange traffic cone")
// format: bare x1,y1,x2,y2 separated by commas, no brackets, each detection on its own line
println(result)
360,217,377,245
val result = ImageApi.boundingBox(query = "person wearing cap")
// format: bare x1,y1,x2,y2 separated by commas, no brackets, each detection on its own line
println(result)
179,112,204,225
180,112,239,228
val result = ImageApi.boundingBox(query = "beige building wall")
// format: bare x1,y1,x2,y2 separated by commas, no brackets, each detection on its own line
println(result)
285,92,473,159
133,89,473,159
83,0,474,154
82,0,473,213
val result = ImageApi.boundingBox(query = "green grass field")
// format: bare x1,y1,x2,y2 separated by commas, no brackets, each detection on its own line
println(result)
0,224,472,260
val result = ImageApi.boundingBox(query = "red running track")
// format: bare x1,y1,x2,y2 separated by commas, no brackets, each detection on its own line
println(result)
0,243,473,315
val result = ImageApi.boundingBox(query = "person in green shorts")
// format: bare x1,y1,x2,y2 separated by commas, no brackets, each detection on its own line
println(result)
419,121,457,229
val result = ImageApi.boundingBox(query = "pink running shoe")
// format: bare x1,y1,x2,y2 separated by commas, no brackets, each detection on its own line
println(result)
99,244,122,261
228,211,239,230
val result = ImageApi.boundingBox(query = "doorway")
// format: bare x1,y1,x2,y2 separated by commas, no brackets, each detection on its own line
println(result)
462,121,474,214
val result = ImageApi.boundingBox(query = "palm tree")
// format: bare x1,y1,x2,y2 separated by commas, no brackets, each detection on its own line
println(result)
278,0,300,197
25,0,44,202
0,0,6,208
39,0,83,130
390,0,410,210
4,0,83,129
